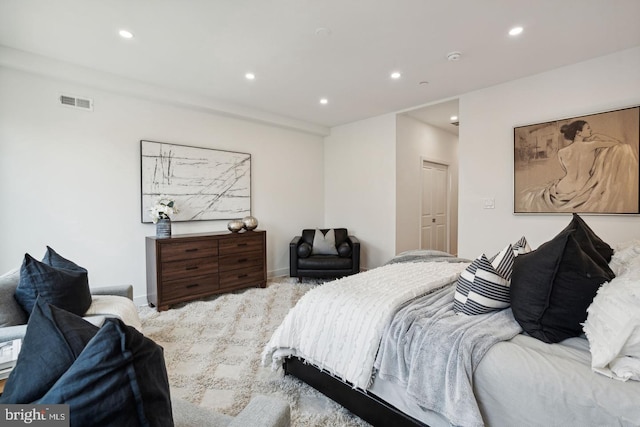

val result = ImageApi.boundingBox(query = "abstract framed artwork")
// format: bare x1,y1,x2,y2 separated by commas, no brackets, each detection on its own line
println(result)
140,140,251,222
514,106,639,214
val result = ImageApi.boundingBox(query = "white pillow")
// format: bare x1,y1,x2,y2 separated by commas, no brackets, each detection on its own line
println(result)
311,229,339,255
609,240,640,276
584,253,640,381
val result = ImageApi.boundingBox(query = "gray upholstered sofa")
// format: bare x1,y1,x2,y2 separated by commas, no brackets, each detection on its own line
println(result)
0,266,137,341
1,266,290,426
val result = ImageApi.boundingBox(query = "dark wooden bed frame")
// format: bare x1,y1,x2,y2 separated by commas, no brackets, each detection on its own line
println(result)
283,357,428,427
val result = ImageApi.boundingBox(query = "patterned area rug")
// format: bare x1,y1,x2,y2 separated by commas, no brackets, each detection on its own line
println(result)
139,277,371,427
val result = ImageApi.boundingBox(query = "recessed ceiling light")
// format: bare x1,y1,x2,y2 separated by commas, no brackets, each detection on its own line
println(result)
450,115,458,121
245,72,256,80
509,26,523,36
319,98,328,105
119,29,134,39
446,51,462,61
390,71,401,79
315,27,332,37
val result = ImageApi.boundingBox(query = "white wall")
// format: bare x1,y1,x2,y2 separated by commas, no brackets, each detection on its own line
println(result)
458,47,640,258
324,114,397,269
0,66,325,304
396,114,459,255
3,46,639,305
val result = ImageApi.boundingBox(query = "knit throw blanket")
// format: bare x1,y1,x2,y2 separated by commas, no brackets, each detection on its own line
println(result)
261,260,468,389
374,284,522,427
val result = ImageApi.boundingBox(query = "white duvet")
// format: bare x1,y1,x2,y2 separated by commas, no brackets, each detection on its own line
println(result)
261,261,468,389
584,240,640,381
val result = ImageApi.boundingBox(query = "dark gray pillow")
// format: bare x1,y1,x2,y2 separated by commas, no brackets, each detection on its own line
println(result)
297,242,312,258
511,228,615,343
337,242,352,258
0,268,28,327
15,253,91,317
561,213,614,263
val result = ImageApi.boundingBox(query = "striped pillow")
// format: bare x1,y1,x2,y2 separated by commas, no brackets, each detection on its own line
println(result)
455,239,530,315
462,254,510,315
453,258,478,313
513,236,532,255
488,244,515,281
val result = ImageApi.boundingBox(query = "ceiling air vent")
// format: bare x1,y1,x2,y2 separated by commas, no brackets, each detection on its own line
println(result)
59,94,93,111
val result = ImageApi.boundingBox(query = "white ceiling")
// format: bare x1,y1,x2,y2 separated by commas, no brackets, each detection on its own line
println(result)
1,0,639,132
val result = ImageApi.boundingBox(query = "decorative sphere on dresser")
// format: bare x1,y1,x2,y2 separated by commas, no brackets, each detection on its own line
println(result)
242,215,258,231
227,219,244,233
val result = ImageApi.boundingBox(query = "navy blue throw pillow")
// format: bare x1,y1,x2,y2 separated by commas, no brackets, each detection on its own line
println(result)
15,251,91,317
1,300,173,427
38,319,173,427
0,297,99,403
42,246,87,272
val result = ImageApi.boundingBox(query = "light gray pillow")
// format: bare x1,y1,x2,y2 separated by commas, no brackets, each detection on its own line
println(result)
311,229,339,255
0,268,28,327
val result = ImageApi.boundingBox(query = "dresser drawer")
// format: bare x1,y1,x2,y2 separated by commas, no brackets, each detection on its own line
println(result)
147,231,266,311
161,256,218,282
161,274,219,303
219,234,263,255
219,264,265,289
218,251,263,272
160,240,218,262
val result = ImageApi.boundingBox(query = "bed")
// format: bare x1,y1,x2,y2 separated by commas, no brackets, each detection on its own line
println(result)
262,218,640,427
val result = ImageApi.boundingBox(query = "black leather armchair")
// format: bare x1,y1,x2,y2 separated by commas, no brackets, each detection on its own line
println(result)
290,228,360,282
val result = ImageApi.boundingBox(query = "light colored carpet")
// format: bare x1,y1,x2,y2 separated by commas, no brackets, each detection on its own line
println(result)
139,277,371,427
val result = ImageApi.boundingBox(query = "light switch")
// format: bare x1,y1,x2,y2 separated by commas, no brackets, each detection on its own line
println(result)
483,198,495,209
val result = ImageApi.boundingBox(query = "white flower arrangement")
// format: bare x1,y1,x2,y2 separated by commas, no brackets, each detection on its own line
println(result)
149,195,179,223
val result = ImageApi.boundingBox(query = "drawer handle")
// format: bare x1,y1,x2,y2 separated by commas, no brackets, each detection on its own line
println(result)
237,258,248,263
237,243,248,247
185,248,199,253
186,283,200,288
238,274,248,279
185,266,199,271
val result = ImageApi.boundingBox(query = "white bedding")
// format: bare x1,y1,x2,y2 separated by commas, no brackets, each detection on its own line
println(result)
264,246,640,426
374,284,521,427
584,240,640,381
474,334,640,426
370,333,640,427
262,261,468,389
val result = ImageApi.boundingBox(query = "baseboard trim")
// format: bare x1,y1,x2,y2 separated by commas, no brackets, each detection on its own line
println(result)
268,268,289,278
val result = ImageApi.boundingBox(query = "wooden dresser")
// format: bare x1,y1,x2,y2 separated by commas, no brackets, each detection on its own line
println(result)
146,230,266,311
